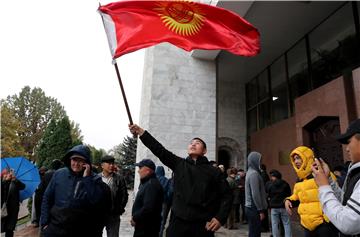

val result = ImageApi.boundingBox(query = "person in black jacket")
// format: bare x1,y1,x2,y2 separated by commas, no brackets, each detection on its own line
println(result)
1,169,25,237
129,124,233,237
33,166,47,227
265,169,292,237
33,159,63,227
260,164,270,233
131,159,163,237
99,155,128,237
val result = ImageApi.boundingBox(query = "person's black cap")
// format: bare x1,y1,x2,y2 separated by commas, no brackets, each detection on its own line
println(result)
134,159,155,171
101,155,115,163
336,119,360,144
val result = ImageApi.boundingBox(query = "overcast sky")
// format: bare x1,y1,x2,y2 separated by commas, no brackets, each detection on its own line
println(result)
0,0,144,151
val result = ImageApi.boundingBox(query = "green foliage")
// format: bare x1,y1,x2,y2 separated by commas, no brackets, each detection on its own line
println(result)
35,117,73,168
4,86,66,160
110,136,137,167
88,145,107,167
70,120,83,146
0,101,26,158
109,135,137,185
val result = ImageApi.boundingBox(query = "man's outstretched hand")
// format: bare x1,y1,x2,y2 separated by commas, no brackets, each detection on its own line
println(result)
129,124,145,136
205,218,221,232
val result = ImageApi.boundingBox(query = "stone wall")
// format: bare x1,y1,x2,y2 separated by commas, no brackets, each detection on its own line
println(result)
135,43,216,189
217,53,248,169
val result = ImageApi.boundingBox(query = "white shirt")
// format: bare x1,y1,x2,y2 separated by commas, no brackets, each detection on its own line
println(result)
101,172,114,188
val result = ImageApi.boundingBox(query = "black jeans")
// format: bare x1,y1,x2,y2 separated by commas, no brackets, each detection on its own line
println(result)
304,222,338,237
5,231,14,237
234,204,240,222
245,206,261,237
166,216,214,237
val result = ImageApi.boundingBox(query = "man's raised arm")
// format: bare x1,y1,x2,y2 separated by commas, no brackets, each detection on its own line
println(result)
129,124,180,170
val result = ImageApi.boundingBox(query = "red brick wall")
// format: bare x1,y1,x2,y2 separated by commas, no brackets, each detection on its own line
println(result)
249,68,360,186
353,68,360,117
250,117,298,187
294,77,349,144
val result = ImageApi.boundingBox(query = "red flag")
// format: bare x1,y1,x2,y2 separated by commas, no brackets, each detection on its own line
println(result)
98,1,260,59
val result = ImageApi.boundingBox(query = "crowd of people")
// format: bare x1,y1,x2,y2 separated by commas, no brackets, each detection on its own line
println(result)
128,119,360,237
1,118,359,237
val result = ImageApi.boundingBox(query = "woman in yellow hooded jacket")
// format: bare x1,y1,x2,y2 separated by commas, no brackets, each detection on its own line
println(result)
284,146,338,237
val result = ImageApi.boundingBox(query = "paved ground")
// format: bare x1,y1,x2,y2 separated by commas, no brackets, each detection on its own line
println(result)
11,191,272,237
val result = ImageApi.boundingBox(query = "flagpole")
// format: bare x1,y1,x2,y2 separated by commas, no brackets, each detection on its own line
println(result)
114,62,133,125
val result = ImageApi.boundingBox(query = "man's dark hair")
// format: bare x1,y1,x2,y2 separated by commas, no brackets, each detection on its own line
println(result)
209,160,217,165
355,133,360,141
192,137,207,149
269,169,282,179
51,159,63,170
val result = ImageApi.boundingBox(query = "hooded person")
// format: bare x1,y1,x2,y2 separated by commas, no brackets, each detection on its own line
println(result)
40,145,111,237
245,151,268,237
285,146,337,237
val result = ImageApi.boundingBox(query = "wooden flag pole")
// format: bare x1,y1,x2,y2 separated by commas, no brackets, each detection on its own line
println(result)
114,62,133,125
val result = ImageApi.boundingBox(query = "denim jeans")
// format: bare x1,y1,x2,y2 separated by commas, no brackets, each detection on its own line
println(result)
271,208,292,237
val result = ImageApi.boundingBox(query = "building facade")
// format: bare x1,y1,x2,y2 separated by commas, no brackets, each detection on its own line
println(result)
136,1,360,186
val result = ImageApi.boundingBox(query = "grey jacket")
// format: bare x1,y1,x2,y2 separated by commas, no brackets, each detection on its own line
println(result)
245,151,268,211
319,162,360,235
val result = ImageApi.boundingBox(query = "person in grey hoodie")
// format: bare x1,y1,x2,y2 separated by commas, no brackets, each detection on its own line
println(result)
245,151,268,237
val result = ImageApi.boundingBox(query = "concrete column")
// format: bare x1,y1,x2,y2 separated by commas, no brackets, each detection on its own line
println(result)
135,43,216,189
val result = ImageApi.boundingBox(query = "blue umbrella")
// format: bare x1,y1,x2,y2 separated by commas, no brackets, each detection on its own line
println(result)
1,157,41,201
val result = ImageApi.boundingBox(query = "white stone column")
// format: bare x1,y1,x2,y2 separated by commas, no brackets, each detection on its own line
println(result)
134,43,216,190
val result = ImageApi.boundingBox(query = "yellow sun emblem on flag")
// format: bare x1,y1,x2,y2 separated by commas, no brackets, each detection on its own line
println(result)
154,1,206,36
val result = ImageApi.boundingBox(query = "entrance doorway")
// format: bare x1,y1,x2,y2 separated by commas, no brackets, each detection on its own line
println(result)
218,149,231,171
304,116,344,170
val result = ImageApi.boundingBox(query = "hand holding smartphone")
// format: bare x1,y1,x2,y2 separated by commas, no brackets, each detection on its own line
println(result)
312,158,331,186
314,158,323,171
82,163,91,177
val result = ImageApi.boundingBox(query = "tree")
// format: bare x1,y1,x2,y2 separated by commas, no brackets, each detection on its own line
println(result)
4,86,66,160
35,119,56,167
0,101,26,157
110,136,137,167
35,117,73,168
88,145,107,167
70,120,83,146
110,135,137,185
